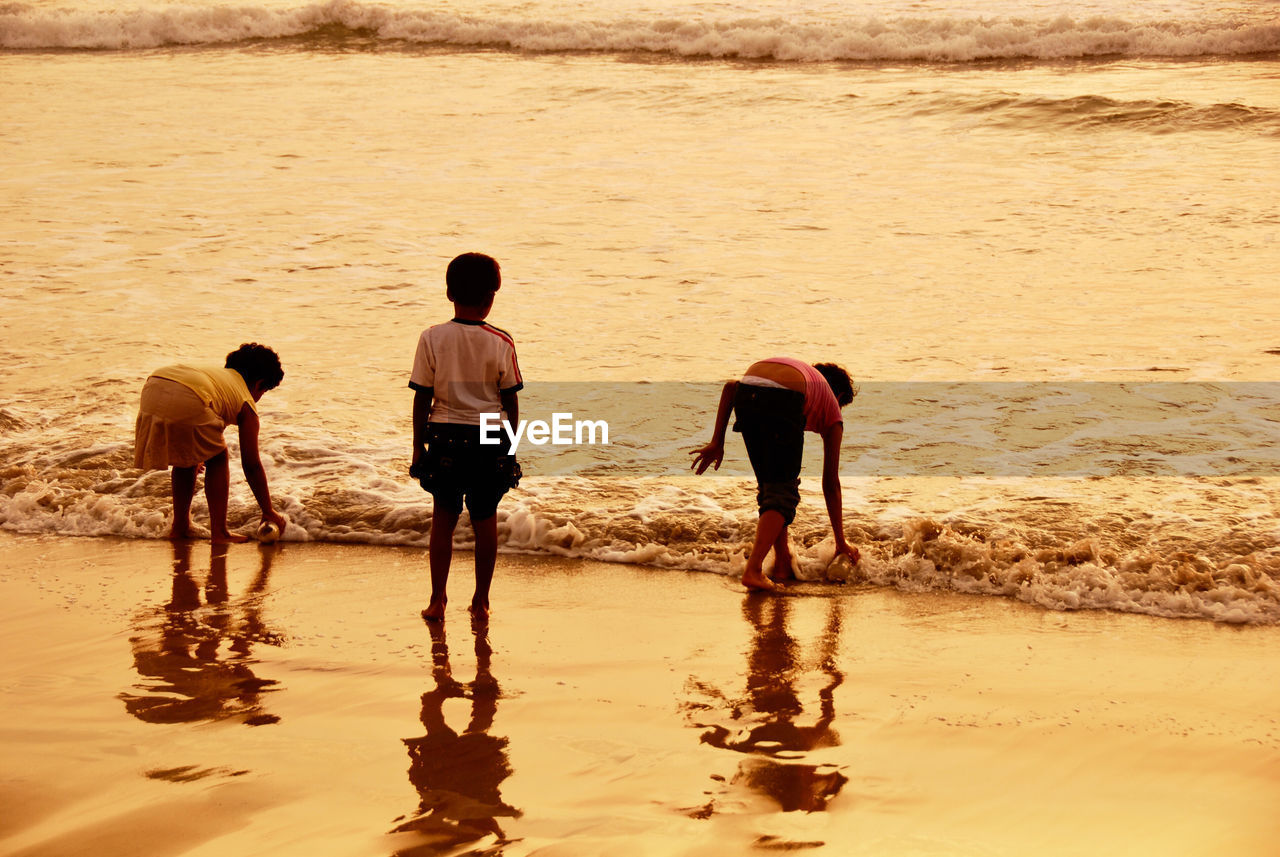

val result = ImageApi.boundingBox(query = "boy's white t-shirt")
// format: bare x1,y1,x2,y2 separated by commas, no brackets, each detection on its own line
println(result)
409,319,523,425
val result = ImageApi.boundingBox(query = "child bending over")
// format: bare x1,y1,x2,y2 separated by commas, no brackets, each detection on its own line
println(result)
691,358,859,591
135,343,287,542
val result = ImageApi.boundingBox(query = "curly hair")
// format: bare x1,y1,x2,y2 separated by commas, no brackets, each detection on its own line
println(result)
225,343,284,391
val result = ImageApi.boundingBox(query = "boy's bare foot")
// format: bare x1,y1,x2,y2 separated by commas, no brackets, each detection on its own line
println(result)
422,598,447,622
741,568,782,592
210,530,250,544
469,600,490,622
769,546,798,582
769,564,798,583
167,524,193,540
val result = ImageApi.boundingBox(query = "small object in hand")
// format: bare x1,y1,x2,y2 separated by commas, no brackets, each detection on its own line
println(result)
826,553,857,583
256,521,281,544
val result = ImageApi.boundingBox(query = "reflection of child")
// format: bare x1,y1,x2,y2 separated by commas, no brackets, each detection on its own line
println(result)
409,253,523,622
398,622,519,847
690,357,859,591
134,343,287,542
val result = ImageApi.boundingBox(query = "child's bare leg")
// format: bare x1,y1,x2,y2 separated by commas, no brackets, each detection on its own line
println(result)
769,525,797,582
743,510,786,592
204,451,247,543
470,513,498,619
169,465,198,539
425,506,460,621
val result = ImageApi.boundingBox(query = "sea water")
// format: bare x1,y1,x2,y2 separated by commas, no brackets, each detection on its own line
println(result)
2,0,1279,622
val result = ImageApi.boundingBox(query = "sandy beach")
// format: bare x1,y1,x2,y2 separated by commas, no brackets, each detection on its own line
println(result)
1,531,1277,857
5,0,1279,850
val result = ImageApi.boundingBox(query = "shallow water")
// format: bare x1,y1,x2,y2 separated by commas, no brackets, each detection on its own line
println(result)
2,0,1279,622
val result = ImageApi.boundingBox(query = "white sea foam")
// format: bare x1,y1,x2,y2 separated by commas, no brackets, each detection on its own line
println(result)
2,379,1280,623
4,432,1280,625
2,1,1277,59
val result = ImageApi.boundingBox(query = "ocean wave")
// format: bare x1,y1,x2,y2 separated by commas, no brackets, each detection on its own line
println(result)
3,439,1279,625
4,381,1280,624
907,91,1280,134
3,0,1278,60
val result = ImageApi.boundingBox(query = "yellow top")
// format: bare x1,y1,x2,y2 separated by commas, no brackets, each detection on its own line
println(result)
150,365,256,427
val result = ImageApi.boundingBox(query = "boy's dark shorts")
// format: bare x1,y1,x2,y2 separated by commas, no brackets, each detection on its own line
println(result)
732,384,805,526
409,423,521,521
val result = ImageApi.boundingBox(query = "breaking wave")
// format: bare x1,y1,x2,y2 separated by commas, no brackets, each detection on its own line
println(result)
3,439,1280,625
4,0,1279,61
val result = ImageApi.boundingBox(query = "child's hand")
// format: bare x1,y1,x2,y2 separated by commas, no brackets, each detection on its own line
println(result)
689,442,724,475
835,540,860,565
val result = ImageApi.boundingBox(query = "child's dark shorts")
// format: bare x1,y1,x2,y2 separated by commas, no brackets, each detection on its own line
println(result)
409,423,521,521
732,384,805,526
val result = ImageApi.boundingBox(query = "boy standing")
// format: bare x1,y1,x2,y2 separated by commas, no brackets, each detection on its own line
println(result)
409,253,523,621
690,358,859,591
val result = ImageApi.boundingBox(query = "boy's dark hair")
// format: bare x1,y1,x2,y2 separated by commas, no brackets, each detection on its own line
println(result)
446,252,502,307
814,362,857,407
226,343,284,391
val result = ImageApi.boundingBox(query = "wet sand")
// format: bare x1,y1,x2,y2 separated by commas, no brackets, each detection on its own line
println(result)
2,531,1279,857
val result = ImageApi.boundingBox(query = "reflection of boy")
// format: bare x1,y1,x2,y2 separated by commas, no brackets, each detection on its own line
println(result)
409,253,523,622
690,357,858,591
397,623,519,847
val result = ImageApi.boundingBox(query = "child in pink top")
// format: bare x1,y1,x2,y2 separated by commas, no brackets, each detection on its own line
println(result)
691,358,859,591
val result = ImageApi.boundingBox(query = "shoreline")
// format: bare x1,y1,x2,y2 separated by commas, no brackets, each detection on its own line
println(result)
2,531,1279,856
